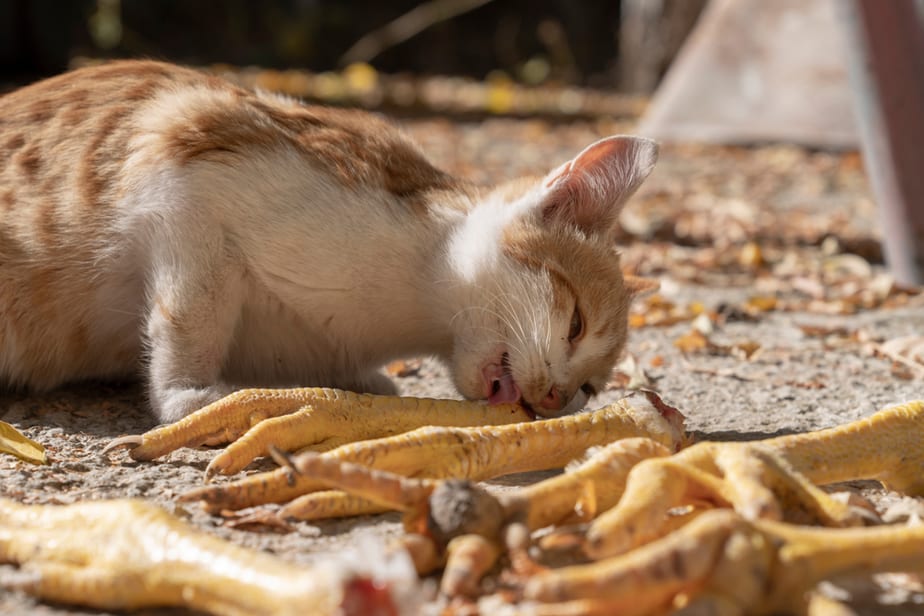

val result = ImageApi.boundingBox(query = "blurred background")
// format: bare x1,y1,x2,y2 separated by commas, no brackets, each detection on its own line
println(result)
0,0,702,92
1,0,921,336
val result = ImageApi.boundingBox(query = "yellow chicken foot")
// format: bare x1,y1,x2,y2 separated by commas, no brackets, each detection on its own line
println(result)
440,534,502,597
508,437,673,531
181,395,687,514
271,450,504,598
585,440,857,559
105,388,349,457
764,399,924,495
280,432,674,527
271,452,517,603
269,437,675,598
584,400,924,559
270,448,439,517
524,508,924,616
272,450,501,540
204,395,532,478
0,498,413,616
104,388,529,470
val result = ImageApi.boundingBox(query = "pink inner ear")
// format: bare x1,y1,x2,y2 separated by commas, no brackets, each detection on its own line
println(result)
571,138,630,173
542,136,658,236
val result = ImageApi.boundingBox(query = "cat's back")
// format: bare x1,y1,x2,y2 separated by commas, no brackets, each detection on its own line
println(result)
0,60,469,389
0,61,212,387
3,60,466,222
0,61,210,246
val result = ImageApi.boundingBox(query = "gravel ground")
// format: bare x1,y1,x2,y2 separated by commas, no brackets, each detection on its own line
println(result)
2,116,923,615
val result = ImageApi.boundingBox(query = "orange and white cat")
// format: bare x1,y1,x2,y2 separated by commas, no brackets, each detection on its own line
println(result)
0,60,657,422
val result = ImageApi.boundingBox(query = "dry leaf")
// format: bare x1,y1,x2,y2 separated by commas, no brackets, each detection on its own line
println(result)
798,324,850,338
874,336,924,379
0,421,47,465
608,354,653,390
628,313,647,328
691,313,714,335
674,329,709,353
688,301,707,316
729,341,762,360
738,241,764,269
744,295,778,315
823,253,872,278
673,327,761,360
631,295,708,328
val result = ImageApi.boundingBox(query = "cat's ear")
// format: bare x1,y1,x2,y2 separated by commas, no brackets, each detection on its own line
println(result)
539,136,658,237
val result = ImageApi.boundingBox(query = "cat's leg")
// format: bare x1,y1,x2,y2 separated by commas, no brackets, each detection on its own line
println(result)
143,225,246,424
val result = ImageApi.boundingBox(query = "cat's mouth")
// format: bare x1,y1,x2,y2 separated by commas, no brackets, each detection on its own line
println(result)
482,352,523,406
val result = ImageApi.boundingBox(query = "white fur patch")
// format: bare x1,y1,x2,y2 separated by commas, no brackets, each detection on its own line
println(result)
448,188,543,281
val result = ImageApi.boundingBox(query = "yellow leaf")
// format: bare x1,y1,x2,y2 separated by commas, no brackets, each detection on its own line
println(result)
343,62,378,94
0,421,47,465
688,301,707,315
674,329,709,353
628,313,647,328
485,74,514,114
744,295,778,314
738,241,764,269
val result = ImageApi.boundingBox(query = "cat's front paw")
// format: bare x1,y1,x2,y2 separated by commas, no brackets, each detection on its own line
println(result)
151,384,238,423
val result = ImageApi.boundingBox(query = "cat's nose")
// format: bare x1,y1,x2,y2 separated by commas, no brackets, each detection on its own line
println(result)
538,387,563,411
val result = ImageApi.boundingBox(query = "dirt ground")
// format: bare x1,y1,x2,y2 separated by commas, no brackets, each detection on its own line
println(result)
2,116,923,615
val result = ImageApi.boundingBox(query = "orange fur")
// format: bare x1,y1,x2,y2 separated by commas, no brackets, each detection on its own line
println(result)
0,60,657,420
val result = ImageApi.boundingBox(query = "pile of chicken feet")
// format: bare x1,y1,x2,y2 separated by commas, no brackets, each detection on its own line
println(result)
2,387,923,615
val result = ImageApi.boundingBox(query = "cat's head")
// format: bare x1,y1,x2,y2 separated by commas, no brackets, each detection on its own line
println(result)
447,135,658,417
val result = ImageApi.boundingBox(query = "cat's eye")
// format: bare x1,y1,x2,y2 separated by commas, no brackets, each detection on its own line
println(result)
568,305,583,342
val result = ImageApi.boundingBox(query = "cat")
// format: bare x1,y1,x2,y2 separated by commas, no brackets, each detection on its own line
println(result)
0,60,658,423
